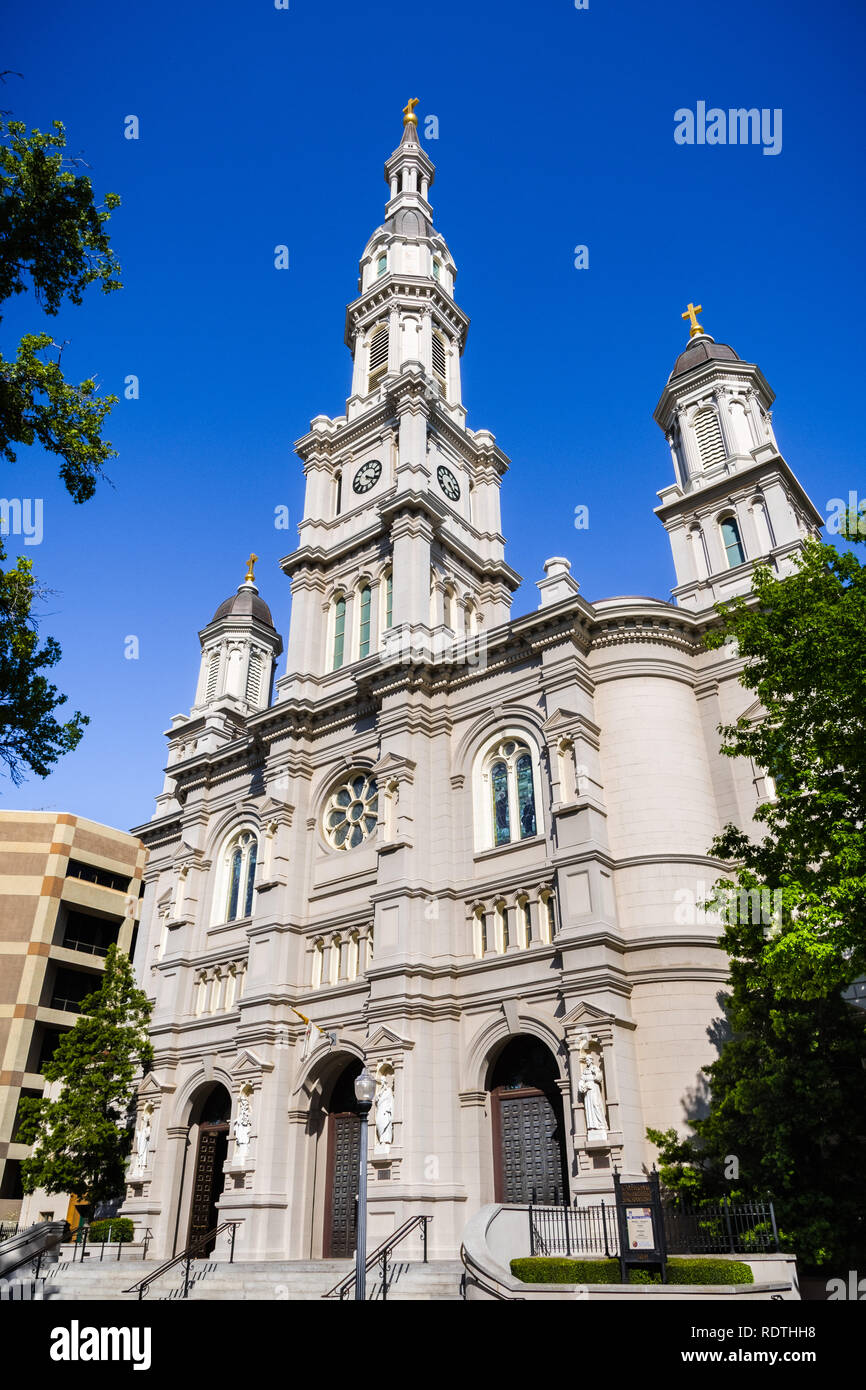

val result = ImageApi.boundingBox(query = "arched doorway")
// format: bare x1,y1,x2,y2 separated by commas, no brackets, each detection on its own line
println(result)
488,1035,569,1205
187,1083,231,1254
321,1058,362,1258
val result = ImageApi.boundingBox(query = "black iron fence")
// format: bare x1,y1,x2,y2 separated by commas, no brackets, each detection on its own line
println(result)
529,1197,779,1259
529,1202,618,1258
663,1199,780,1255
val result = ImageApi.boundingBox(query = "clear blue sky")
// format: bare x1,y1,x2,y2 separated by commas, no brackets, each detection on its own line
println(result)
2,0,864,830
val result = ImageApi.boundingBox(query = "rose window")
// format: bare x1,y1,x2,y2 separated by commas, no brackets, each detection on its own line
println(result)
324,773,379,850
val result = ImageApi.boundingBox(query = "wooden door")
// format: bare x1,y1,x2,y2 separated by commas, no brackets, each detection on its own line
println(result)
188,1123,228,1254
492,1086,566,1205
324,1111,361,1258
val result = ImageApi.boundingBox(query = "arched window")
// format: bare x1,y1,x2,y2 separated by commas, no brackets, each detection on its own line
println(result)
220,830,258,924
384,570,393,631
443,584,456,631
368,324,389,390
333,595,346,669
480,738,540,849
334,470,343,517
432,258,441,281
358,584,371,659
377,253,387,277
720,516,745,568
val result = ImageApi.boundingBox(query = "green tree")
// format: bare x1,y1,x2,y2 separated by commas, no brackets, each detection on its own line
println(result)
18,946,153,1209
649,536,866,1271
0,113,122,783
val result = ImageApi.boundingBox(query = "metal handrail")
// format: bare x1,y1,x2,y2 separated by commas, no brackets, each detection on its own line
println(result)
459,1243,525,1301
0,1220,68,1282
123,1220,239,1300
323,1214,431,1300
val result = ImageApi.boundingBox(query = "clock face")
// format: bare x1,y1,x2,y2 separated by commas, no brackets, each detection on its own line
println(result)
437,465,460,501
353,459,382,494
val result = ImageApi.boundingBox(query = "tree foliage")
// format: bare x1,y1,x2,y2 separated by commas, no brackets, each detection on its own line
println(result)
0,114,122,783
0,548,88,782
17,946,153,1208
649,537,866,1271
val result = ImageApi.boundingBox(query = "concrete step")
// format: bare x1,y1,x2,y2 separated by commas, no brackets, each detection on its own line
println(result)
48,1257,465,1302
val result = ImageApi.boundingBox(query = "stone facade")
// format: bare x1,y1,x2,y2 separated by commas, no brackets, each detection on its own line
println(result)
124,109,821,1262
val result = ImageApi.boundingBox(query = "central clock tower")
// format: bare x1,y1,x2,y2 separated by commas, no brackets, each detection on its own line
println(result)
279,103,521,694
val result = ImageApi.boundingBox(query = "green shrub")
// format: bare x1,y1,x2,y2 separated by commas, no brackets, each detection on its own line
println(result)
510,1258,620,1284
87,1217,134,1244
510,1256,754,1286
666,1258,753,1285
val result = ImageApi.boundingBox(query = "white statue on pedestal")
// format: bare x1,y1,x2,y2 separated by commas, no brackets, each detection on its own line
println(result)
374,1069,394,1152
233,1090,252,1151
576,1035,608,1142
133,1107,152,1174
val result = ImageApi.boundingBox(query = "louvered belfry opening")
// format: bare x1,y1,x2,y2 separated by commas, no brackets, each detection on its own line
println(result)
367,324,389,388
432,330,447,387
245,650,262,704
694,407,726,468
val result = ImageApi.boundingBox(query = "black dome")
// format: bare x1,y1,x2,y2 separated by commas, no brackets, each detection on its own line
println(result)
672,335,739,379
212,585,274,628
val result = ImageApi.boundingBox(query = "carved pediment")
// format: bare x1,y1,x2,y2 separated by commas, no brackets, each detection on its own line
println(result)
365,1025,415,1053
137,1072,175,1099
562,1000,635,1033
372,752,417,784
231,1048,274,1078
542,708,601,740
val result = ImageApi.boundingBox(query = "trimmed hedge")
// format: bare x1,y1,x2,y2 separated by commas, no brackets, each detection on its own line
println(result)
510,1256,754,1286
87,1218,135,1244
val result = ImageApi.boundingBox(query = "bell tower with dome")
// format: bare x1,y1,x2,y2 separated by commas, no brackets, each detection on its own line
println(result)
281,99,521,693
654,302,823,613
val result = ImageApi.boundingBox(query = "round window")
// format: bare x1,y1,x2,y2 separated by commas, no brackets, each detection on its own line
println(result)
324,773,379,850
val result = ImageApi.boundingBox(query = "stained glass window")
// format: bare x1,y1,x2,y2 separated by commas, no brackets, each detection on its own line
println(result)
483,739,539,849
516,753,537,838
324,773,379,851
223,831,258,924
227,848,241,922
243,839,257,917
333,596,346,669
359,585,371,658
491,761,510,845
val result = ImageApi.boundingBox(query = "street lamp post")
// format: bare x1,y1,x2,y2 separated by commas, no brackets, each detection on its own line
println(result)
353,1066,376,1302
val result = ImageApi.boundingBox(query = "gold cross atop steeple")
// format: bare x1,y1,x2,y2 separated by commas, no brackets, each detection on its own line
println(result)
245,552,258,584
681,302,705,338
402,97,419,127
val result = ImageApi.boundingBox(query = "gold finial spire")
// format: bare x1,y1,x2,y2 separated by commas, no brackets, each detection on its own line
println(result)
402,96,419,127
681,301,705,338
245,552,258,584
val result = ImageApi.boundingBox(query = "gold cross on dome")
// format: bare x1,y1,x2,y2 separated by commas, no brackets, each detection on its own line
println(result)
681,302,705,338
402,96,419,125
245,552,258,584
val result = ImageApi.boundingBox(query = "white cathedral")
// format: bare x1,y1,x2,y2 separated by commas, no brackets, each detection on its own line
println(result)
125,103,822,1263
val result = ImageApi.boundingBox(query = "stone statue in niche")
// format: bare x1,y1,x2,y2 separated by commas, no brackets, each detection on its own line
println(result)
374,1066,394,1152
133,1105,152,1174
576,1033,608,1142
233,1086,252,1151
